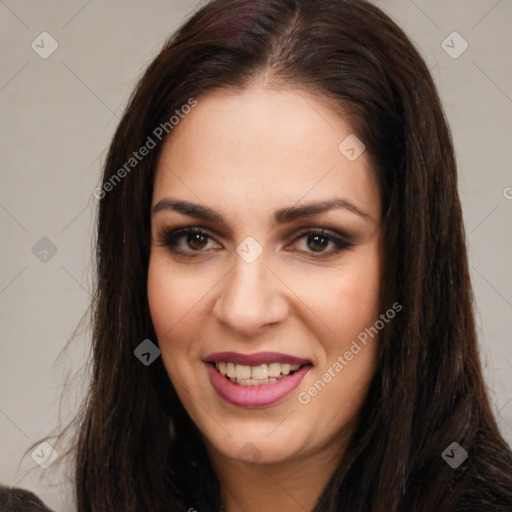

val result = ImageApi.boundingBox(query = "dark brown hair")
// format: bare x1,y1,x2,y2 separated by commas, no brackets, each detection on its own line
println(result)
35,0,512,510
0,485,54,512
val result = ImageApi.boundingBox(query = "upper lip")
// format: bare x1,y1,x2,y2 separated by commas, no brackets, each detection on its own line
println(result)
205,351,312,366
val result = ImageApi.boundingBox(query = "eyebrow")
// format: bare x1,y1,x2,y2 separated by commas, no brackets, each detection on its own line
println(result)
151,197,372,225
151,197,372,226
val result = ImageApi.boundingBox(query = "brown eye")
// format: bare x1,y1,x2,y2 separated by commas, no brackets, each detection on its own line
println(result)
306,234,330,252
187,232,208,250
156,226,220,255
289,228,354,257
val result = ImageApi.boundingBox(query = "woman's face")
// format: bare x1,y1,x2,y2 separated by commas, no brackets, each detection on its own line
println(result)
148,84,383,466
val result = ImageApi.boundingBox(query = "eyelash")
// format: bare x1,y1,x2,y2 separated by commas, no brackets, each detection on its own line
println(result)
155,226,354,258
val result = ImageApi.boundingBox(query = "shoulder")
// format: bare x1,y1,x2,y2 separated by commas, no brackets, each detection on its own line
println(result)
0,484,55,511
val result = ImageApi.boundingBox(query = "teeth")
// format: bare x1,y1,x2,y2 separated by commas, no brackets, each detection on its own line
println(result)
236,377,278,386
226,362,236,378
235,364,251,380
214,362,302,385
251,364,268,379
268,362,281,377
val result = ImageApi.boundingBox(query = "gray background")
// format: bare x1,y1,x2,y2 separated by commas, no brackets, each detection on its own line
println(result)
1,1,511,510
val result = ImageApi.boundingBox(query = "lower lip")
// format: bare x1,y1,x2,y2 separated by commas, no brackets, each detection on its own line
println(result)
205,362,311,408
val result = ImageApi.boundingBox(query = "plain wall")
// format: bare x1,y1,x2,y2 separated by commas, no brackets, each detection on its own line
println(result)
1,1,511,510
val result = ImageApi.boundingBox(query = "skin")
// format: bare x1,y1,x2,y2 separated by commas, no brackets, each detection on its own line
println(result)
147,82,383,512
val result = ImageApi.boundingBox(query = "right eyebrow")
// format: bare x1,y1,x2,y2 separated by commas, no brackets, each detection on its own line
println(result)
152,198,225,223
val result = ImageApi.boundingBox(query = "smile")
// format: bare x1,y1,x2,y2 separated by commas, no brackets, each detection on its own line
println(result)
205,351,312,407
214,361,302,385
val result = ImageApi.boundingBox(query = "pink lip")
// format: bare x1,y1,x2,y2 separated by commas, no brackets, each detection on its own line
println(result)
205,362,311,408
204,351,311,366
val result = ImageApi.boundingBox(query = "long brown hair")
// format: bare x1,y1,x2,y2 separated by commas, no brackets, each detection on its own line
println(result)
44,0,512,510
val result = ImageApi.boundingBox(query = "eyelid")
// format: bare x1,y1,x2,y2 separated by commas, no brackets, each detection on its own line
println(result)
155,225,354,256
287,227,354,254
155,225,222,249
291,226,351,242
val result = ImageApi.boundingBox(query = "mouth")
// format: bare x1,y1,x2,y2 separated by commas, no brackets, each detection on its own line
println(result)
204,351,313,407
209,361,307,386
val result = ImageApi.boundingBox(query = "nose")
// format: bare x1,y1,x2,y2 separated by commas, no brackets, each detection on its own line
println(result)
212,252,289,337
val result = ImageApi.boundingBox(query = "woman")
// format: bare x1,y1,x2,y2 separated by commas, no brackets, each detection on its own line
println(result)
26,0,512,511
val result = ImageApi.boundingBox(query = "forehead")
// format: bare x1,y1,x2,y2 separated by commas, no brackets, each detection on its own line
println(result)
153,86,380,221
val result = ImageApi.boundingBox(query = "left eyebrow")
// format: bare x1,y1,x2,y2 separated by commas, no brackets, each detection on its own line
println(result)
151,197,373,227
273,198,372,224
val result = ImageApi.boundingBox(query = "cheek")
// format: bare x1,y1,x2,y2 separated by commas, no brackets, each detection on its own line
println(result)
147,261,175,336
147,256,210,337
333,243,383,335
334,268,381,336
147,259,197,382
297,268,381,426
147,258,200,375
290,259,381,344
147,256,225,388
